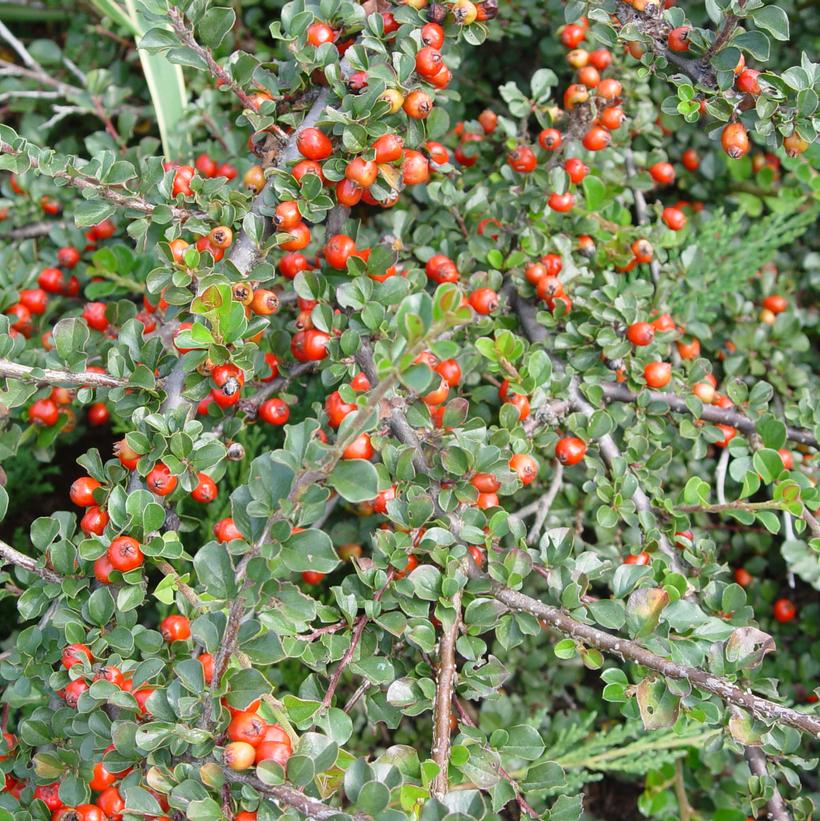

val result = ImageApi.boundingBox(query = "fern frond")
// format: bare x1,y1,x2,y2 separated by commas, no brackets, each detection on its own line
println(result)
671,202,817,322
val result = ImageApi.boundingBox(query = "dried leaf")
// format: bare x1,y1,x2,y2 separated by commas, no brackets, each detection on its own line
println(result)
724,627,776,669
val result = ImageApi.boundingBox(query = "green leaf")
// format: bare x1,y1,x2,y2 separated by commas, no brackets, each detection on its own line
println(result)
587,599,625,630
87,587,115,626
502,725,544,760
582,176,606,211
734,30,770,61
328,459,379,502
197,6,236,48
193,542,237,600
74,200,116,227
281,528,340,574
54,317,89,362
751,5,789,41
753,448,784,484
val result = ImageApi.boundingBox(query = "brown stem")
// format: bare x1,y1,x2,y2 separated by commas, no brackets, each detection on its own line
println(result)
91,95,123,148
0,359,127,388
0,539,61,584
228,87,328,276
513,294,685,573
800,507,820,540
452,699,539,817
744,746,793,821
431,586,463,798
527,461,563,545
222,770,372,820
0,141,195,222
320,572,394,710
154,560,202,609
623,147,661,287
238,361,316,415
676,500,785,514
355,345,429,475
166,6,278,127
614,2,716,86
483,575,820,736
673,759,694,821
201,346,419,727
4,220,68,239
320,615,368,710
601,383,817,449
708,0,748,57
343,680,371,713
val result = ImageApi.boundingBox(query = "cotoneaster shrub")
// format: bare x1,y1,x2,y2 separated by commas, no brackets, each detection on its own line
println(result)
0,0,818,819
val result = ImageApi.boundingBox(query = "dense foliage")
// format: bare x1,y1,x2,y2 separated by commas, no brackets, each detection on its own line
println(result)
0,0,817,819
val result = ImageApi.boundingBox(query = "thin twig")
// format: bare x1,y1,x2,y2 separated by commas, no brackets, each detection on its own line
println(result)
4,220,68,239
431,586,462,799
624,147,660,287
320,616,368,710
320,571,394,710
0,359,127,388
154,560,203,610
513,293,686,573
744,746,792,821
614,2,716,86
221,770,372,820
799,506,820,539
343,680,371,713
452,699,539,818
673,759,694,821
0,539,61,584
0,141,196,222
676,500,787,514
527,462,563,545
482,574,820,736
166,6,282,134
715,447,729,506
707,0,748,57
600,383,817,448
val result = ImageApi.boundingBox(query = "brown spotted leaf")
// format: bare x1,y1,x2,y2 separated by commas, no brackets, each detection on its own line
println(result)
625,587,669,638
727,707,764,745
636,677,680,730
724,627,776,669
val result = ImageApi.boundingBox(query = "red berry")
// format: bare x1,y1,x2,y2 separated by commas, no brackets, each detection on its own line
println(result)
649,161,675,185
108,536,143,572
61,643,93,669
214,517,243,543
259,398,290,426
57,246,80,268
83,302,109,332
509,453,538,485
296,127,333,160
160,614,191,642
469,287,499,315
146,463,177,496
87,402,110,426
773,598,796,623
644,361,672,389
626,322,654,346
555,436,586,466
80,505,109,536
538,128,562,151
662,207,687,231
38,267,64,293
191,472,218,503
28,397,60,426
70,476,101,507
